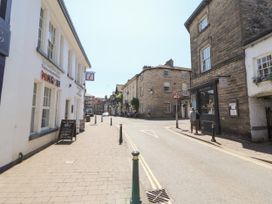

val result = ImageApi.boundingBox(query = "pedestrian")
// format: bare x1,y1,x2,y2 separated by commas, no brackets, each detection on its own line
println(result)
190,108,199,135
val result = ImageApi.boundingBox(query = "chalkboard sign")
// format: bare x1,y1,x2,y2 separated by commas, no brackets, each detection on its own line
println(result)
58,120,76,141
79,119,85,132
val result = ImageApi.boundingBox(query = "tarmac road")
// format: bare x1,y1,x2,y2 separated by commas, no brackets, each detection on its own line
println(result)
113,117,272,204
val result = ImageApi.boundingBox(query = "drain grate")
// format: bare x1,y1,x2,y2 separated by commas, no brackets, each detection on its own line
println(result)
146,189,171,203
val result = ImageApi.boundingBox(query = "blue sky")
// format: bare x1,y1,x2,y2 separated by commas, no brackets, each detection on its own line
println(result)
64,0,201,98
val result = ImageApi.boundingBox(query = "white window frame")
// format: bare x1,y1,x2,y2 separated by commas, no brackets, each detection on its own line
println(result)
38,8,45,49
164,70,170,77
41,87,52,129
30,83,37,133
256,54,272,78
59,35,64,68
47,21,56,61
199,15,208,32
68,50,73,77
200,45,211,72
163,82,171,92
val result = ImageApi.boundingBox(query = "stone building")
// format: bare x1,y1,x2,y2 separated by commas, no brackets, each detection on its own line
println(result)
122,75,138,113
185,0,272,140
0,0,91,171
137,59,191,119
245,32,272,141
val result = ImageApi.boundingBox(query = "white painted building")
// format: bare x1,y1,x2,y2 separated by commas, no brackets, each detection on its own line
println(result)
245,32,272,142
0,0,91,171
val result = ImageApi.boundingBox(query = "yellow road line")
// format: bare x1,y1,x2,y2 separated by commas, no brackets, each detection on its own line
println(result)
123,129,161,188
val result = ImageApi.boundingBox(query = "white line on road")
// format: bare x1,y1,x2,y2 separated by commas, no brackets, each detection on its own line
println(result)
165,126,272,170
140,130,159,138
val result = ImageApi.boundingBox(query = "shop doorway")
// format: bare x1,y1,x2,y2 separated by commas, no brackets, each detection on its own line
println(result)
65,100,70,119
265,107,272,140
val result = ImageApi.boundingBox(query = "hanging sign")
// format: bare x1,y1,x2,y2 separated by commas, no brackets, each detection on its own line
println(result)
85,71,95,81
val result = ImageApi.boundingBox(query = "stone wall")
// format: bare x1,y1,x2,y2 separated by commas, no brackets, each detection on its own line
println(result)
240,0,272,45
138,67,190,118
188,0,251,137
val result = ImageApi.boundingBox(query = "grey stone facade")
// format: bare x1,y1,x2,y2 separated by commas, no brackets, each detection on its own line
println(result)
137,61,191,119
185,0,272,139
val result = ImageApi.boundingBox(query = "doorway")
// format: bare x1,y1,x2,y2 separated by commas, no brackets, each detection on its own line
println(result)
265,107,272,140
65,100,70,119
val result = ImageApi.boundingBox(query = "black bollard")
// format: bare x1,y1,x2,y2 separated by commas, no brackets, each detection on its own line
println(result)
101,115,103,123
211,122,216,142
131,151,141,204
119,124,123,145
110,117,112,126
95,115,97,124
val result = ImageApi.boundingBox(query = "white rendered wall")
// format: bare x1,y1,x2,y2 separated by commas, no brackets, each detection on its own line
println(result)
245,36,272,97
245,36,272,141
0,0,88,167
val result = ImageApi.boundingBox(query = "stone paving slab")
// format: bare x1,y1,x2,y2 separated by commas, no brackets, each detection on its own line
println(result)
0,121,140,204
173,120,272,164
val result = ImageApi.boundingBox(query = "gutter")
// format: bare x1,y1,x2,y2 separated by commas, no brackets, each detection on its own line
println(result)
184,0,211,31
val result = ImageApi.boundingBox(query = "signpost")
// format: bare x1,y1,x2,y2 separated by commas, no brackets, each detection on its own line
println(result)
58,120,77,141
173,92,181,129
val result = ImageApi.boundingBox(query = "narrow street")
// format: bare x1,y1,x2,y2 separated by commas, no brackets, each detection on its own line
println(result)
111,117,272,203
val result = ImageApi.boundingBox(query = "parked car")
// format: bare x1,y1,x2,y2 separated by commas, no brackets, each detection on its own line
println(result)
102,112,109,117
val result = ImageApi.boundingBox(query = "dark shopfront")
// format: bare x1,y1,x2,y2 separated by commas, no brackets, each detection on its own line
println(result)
191,79,220,135
0,0,12,102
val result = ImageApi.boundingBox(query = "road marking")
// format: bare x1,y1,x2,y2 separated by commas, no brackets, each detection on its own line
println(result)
122,128,173,203
140,130,159,138
165,126,272,170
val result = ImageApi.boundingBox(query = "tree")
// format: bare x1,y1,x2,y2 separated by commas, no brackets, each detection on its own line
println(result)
131,98,139,112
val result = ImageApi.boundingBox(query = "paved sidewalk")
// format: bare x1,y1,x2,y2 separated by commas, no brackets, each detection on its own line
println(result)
0,121,139,204
172,120,272,164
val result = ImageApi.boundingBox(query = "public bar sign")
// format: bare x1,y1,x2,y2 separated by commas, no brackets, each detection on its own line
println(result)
58,120,76,141
41,70,60,87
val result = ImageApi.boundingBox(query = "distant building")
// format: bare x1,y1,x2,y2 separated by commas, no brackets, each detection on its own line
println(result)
123,75,138,112
245,32,272,141
122,59,191,118
185,0,272,140
84,94,95,113
138,60,191,118
0,0,91,171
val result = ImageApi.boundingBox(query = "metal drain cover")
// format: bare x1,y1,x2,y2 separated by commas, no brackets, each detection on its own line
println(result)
146,189,170,203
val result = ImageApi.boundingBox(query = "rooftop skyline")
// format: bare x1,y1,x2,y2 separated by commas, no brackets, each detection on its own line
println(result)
64,0,202,97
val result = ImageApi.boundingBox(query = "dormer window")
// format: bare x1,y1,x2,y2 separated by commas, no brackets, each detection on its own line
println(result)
199,15,208,32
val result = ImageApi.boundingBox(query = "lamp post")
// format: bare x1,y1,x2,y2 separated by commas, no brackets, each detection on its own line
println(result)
173,92,181,129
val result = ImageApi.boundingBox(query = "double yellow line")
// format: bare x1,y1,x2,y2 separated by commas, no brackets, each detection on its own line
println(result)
125,132,161,189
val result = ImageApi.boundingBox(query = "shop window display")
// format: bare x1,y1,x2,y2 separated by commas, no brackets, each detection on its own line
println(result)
200,87,215,115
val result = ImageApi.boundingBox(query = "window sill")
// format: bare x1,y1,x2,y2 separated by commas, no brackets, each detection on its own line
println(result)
36,47,65,74
29,127,59,141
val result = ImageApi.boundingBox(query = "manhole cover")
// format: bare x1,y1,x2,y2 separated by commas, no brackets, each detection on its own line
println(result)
146,189,170,203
